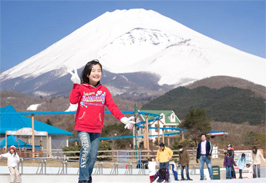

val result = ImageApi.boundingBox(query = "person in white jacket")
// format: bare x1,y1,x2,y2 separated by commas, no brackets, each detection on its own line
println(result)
0,145,20,183
148,157,157,183
252,146,265,178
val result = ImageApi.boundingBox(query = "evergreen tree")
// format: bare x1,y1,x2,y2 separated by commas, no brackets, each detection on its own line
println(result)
179,107,211,143
101,123,133,149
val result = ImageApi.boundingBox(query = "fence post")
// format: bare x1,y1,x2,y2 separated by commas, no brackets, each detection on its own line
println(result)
20,158,23,175
44,159,47,174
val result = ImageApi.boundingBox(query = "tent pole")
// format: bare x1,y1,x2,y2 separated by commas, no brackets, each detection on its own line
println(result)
157,120,160,145
46,132,49,157
5,131,7,150
143,117,147,149
162,129,165,143
31,114,35,158
145,115,149,155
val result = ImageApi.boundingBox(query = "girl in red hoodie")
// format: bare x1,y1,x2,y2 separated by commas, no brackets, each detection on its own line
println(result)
69,60,135,183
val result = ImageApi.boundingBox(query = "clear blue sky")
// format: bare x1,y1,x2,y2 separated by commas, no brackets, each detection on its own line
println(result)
1,0,265,72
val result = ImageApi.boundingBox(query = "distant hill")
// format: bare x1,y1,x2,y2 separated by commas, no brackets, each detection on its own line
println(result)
186,76,266,99
0,90,44,111
141,86,265,125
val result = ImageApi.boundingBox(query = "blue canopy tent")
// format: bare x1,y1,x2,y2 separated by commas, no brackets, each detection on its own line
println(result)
0,105,73,157
0,135,40,149
0,106,73,135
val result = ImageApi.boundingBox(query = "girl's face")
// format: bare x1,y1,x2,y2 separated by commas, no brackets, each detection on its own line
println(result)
10,149,14,154
226,153,229,156
87,64,102,85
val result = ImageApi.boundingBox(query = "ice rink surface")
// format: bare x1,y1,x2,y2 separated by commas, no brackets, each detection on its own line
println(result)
0,174,266,183
0,167,265,183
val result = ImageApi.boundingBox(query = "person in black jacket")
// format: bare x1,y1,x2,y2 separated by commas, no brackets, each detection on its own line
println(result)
196,134,213,180
227,144,236,178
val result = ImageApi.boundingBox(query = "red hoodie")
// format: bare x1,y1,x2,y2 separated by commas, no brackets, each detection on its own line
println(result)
69,83,124,133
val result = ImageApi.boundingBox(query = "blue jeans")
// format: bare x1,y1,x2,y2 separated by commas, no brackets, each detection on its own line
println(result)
226,166,231,178
171,164,178,179
200,155,213,179
181,165,191,180
78,131,101,182
160,161,169,170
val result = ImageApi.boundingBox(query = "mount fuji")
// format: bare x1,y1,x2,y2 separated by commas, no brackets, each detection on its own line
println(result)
1,9,265,99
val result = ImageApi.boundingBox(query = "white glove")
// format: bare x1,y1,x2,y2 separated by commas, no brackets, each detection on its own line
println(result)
68,68,81,84
120,116,135,130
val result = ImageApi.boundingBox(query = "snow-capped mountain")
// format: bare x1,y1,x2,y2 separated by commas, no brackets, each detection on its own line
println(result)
1,9,265,98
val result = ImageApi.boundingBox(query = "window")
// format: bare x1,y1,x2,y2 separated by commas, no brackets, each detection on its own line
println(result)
170,114,175,122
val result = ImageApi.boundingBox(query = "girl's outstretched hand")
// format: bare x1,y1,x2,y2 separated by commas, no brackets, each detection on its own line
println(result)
120,116,135,130
68,68,81,84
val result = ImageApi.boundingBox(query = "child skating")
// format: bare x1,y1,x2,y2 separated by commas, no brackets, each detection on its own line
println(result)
0,145,20,183
237,153,246,179
148,157,157,183
169,160,178,181
152,167,169,183
68,60,135,183
224,152,236,179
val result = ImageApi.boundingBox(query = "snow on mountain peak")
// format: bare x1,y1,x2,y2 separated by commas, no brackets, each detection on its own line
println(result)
0,8,265,94
98,28,185,72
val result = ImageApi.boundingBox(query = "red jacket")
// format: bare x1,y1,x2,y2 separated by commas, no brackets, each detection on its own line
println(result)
69,83,124,133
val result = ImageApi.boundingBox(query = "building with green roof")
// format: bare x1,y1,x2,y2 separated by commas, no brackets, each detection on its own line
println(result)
138,110,181,142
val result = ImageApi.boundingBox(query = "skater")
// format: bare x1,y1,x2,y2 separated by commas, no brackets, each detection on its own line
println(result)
68,60,135,183
152,167,169,183
148,157,157,183
156,143,173,170
178,145,193,181
237,153,246,179
196,134,213,180
224,152,236,179
252,146,265,178
169,160,178,181
227,144,236,178
0,145,20,183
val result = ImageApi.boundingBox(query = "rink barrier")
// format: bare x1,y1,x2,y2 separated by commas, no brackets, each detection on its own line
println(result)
2,148,227,175
16,158,147,175
110,162,118,174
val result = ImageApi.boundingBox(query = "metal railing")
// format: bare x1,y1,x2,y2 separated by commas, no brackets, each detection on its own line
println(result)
12,157,150,175
1,148,228,175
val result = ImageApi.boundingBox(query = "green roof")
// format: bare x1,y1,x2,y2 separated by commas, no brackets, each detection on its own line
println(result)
139,110,181,125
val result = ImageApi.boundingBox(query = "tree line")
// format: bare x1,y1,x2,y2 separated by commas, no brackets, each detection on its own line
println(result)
142,86,265,125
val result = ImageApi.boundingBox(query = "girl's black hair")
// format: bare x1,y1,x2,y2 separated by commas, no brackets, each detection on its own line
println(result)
241,153,246,161
159,167,167,176
252,146,258,154
81,60,102,84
